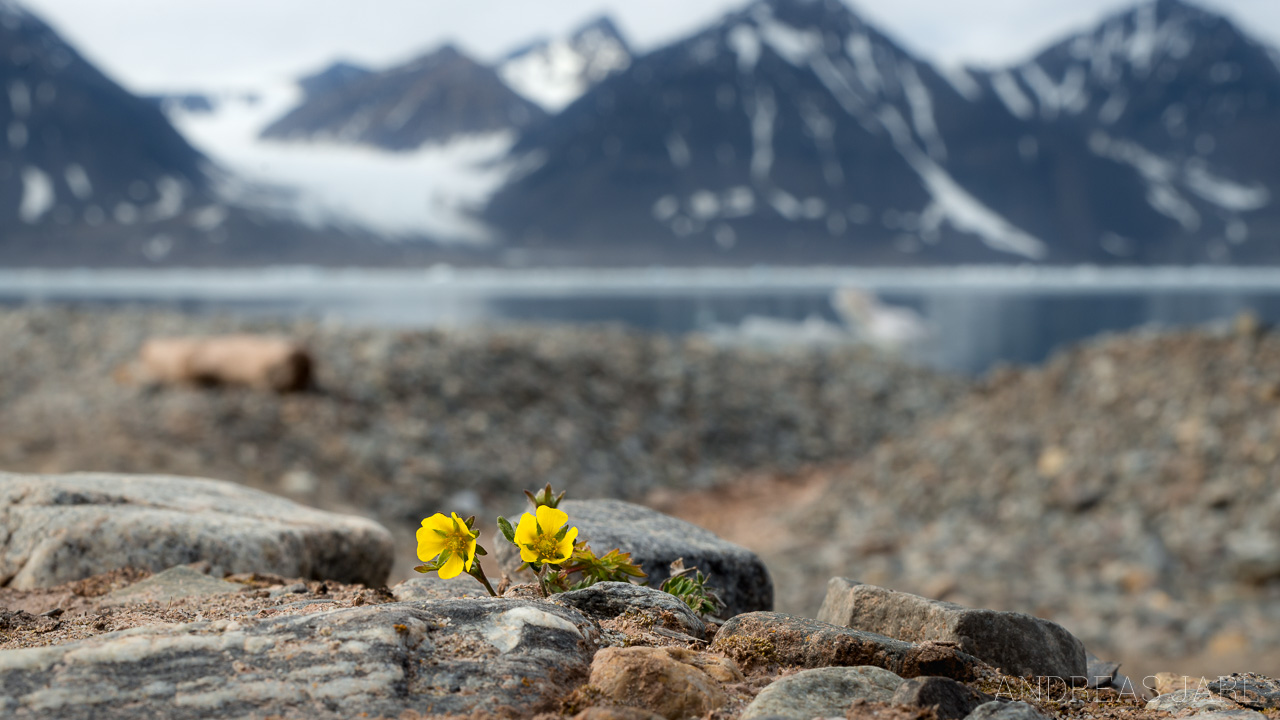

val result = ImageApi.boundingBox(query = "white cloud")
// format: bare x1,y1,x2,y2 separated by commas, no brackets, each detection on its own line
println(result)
19,0,1280,90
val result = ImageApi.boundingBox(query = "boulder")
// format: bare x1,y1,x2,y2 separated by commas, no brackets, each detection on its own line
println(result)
390,573,491,601
552,581,706,640
1209,674,1280,710
495,499,771,617
138,335,312,392
588,646,729,720
966,701,1053,720
710,611,986,680
741,666,903,720
0,472,394,589
890,676,993,720
1146,689,1242,714
1152,672,1211,696
817,578,1086,680
0,597,596,719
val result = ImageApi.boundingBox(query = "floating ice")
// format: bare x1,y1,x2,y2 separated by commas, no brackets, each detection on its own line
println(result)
18,165,54,223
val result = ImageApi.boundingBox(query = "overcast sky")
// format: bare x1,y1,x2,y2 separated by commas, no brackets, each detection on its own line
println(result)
20,0,1280,91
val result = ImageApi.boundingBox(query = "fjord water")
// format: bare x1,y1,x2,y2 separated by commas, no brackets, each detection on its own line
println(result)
2,266,1278,373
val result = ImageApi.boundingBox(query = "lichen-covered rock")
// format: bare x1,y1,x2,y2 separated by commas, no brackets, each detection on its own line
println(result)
552,582,706,639
966,700,1053,720
741,666,903,720
588,646,728,720
0,472,394,589
0,598,597,719
1209,673,1280,710
1145,689,1242,714
891,676,994,720
711,611,986,680
817,578,1085,680
497,499,772,618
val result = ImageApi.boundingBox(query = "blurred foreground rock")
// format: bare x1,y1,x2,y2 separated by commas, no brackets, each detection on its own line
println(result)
0,472,394,588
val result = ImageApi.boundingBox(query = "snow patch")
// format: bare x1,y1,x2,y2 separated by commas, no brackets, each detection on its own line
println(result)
755,13,821,66
728,25,761,74
64,164,92,199
877,107,1046,260
7,120,25,149
845,33,882,94
938,64,981,101
1184,163,1269,211
900,62,946,161
1089,131,1199,230
1097,91,1128,124
665,133,691,169
19,166,54,223
991,72,1034,120
747,86,776,182
1019,63,1088,119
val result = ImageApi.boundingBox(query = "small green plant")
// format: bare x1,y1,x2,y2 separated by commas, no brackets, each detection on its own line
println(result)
660,558,724,617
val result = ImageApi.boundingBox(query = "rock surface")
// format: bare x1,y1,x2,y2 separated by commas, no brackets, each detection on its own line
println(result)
1145,689,1241,714
0,597,596,719
552,582,706,640
890,676,993,720
967,701,1053,720
740,666,904,720
497,499,772,618
99,566,241,606
588,646,728,720
1209,674,1280,710
818,579,1086,680
0,472,394,589
711,611,986,680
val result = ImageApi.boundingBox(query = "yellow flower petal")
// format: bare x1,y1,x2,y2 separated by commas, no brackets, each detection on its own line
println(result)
465,537,477,572
514,512,538,546
535,505,568,535
416,526,446,562
551,526,578,563
438,552,465,579
450,512,476,540
422,512,453,534
519,544,539,563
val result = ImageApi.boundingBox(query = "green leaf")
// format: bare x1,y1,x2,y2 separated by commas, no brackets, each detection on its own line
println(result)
413,564,433,574
433,528,448,537
554,525,569,541
474,544,488,556
497,516,516,544
437,548,453,567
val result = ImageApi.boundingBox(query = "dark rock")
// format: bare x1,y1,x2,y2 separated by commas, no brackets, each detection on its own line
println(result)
0,598,597,718
741,666,904,720
710,611,986,680
552,581,706,639
1085,653,1120,689
817,578,1086,680
0,472,395,589
891,676,994,720
1209,674,1280,710
496,499,772,618
966,701,1053,720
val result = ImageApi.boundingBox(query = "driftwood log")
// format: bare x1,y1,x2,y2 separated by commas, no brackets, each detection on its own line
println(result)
137,335,312,392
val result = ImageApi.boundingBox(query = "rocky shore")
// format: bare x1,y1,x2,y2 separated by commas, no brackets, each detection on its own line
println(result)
3,305,1280,686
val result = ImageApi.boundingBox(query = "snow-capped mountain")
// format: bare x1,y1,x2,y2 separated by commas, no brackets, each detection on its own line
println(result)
297,61,371,99
482,0,1280,265
499,16,632,112
260,45,545,151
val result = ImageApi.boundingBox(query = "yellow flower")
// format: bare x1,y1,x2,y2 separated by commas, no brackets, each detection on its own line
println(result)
514,505,578,565
416,512,477,579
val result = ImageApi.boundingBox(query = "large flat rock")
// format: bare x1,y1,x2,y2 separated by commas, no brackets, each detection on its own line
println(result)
0,597,597,719
496,499,772,617
817,578,1086,680
0,472,394,589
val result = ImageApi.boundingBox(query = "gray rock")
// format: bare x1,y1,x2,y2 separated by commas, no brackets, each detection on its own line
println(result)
0,472,394,589
495,499,771,617
817,578,1086,680
891,676,994,720
390,573,492,601
1183,711,1267,720
741,666,904,720
1085,653,1120,689
0,597,597,719
1146,689,1241,714
552,581,707,639
711,611,987,680
966,701,1052,720
1209,674,1280,710
100,566,242,606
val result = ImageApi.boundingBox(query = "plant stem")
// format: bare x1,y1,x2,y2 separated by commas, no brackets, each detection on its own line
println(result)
471,565,498,597
535,565,550,598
